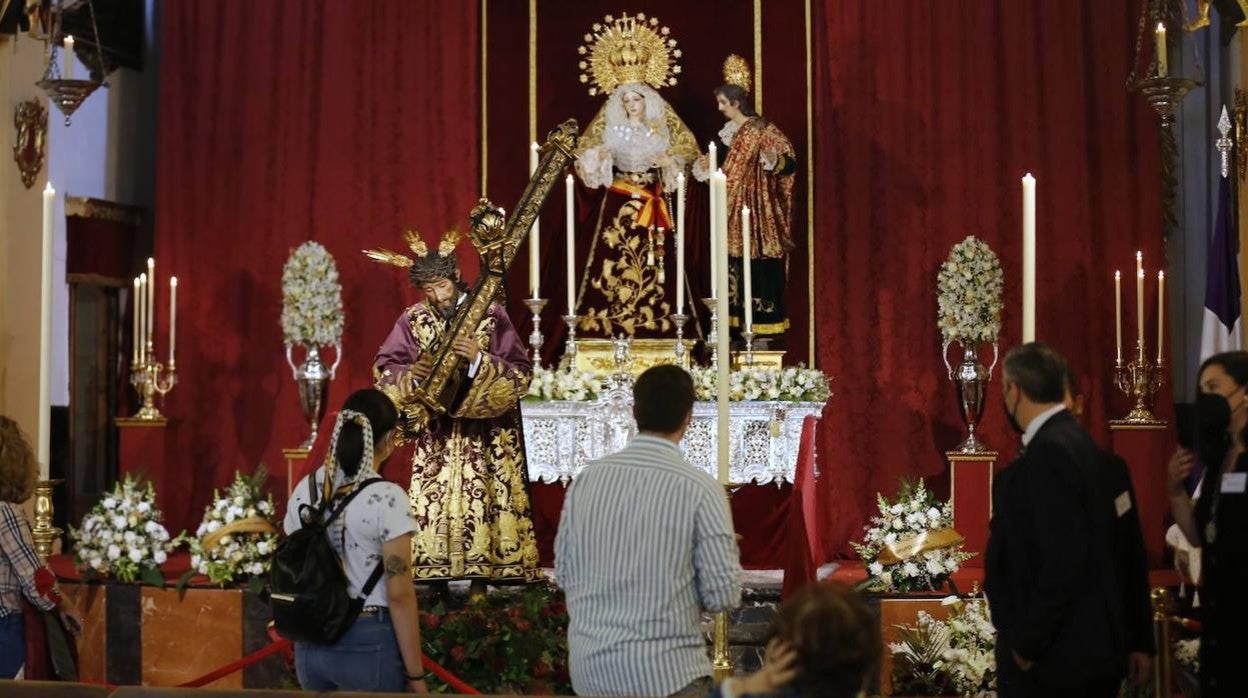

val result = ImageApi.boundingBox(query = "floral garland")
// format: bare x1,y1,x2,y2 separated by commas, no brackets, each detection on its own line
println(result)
188,470,280,586
280,241,344,347
937,235,1004,345
851,479,974,592
690,366,831,402
71,475,175,584
524,366,604,401
890,593,997,696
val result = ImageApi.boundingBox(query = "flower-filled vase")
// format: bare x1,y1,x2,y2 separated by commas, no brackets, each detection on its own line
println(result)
285,343,341,450
280,241,345,450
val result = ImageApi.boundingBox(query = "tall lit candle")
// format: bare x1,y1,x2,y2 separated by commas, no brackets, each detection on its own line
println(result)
565,174,575,315
63,35,74,80
676,172,686,314
1157,270,1165,363
529,142,541,298
138,273,147,365
712,170,731,485
741,206,753,333
132,276,141,365
39,182,54,474
1114,271,1122,363
709,141,718,173
147,257,156,348
169,276,178,366
709,167,719,295
1137,268,1146,361
1022,173,1036,342
1155,22,1168,78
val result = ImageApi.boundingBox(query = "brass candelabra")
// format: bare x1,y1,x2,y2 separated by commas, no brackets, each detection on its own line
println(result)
130,342,177,420
1114,346,1165,423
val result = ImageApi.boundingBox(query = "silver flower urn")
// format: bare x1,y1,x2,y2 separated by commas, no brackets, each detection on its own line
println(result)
285,343,342,450
942,340,998,453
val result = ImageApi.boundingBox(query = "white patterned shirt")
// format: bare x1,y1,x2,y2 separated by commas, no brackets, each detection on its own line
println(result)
555,435,742,696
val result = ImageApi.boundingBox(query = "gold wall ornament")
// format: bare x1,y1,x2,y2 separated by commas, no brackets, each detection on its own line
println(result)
12,99,47,189
577,12,682,96
722,54,751,93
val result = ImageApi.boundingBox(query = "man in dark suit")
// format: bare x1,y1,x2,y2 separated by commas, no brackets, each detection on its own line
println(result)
984,343,1126,696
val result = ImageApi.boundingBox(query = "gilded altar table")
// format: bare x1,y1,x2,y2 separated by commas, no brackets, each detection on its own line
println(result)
520,396,825,485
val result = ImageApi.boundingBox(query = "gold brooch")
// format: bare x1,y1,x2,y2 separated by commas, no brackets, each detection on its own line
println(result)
577,13,682,97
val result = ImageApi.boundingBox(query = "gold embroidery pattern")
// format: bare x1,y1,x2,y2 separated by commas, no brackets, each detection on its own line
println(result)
579,199,674,336
452,356,532,420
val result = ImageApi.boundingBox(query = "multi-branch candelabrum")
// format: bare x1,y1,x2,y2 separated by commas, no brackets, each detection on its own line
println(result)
524,297,548,366
702,298,719,369
1114,346,1165,423
131,343,177,420
670,313,689,367
561,314,580,370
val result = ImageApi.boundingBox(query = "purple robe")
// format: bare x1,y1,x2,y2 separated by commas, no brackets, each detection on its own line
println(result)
374,300,540,582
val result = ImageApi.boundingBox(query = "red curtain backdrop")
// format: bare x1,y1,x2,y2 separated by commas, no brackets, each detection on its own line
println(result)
152,1,480,530
811,0,1167,557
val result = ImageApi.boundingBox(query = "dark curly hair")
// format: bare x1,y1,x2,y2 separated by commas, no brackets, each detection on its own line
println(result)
768,583,880,698
0,416,38,504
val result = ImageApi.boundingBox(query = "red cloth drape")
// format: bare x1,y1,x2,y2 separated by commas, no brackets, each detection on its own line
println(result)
811,0,1166,558
153,1,481,530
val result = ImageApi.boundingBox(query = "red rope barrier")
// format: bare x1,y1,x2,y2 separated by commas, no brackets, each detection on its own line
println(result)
423,653,481,695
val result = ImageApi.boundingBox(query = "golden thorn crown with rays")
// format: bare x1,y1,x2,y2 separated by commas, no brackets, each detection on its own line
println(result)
362,227,464,270
577,12,682,97
722,54,751,93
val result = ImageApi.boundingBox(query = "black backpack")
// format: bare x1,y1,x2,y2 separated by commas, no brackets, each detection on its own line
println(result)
270,475,385,644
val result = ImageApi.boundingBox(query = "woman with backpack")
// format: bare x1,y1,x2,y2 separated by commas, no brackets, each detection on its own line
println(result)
281,388,427,693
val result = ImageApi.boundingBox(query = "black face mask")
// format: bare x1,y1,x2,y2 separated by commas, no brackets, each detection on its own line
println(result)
1195,390,1234,463
1004,392,1024,435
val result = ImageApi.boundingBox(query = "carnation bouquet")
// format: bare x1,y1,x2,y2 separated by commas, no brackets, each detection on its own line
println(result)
525,366,604,402
71,475,175,584
281,241,344,347
851,479,974,592
689,366,831,402
890,593,997,696
937,236,1004,345
188,470,280,587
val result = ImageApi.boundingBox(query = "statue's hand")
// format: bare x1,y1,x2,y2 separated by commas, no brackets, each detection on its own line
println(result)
410,357,434,383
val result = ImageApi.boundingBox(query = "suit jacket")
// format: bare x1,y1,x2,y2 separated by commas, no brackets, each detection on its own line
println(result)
984,410,1126,685
1101,453,1154,655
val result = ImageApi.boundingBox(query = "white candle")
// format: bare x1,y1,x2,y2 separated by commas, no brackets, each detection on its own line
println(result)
147,257,156,349
1136,250,1143,278
529,142,541,299
709,169,719,296
742,206,753,333
1157,270,1165,363
709,141,718,173
1021,173,1036,342
170,276,178,366
713,171,731,485
1114,271,1122,363
39,182,54,474
1156,22,1168,78
138,273,147,365
565,174,575,315
676,172,686,314
63,35,74,80
1137,268,1146,361
132,276,141,365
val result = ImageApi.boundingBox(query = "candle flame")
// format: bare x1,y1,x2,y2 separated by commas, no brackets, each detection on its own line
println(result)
1115,270,1121,279
1156,22,1165,33
1159,270,1164,280
170,276,178,287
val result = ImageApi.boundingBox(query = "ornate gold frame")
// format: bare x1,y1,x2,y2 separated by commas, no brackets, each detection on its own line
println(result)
12,98,47,189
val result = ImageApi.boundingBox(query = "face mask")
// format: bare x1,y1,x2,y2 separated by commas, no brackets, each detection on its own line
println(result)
1003,390,1024,435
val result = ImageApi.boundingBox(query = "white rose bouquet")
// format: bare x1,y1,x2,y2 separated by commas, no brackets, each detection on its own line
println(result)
524,366,604,402
188,470,280,587
889,593,997,696
937,236,1004,345
71,475,175,584
851,479,974,592
690,366,831,402
281,241,344,347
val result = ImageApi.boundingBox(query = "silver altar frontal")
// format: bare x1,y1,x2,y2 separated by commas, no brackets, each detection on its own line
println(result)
521,388,824,485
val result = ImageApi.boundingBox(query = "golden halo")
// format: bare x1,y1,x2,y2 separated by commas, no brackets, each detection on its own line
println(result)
577,12,682,97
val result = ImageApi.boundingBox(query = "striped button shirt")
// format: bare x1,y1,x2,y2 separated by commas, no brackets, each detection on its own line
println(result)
555,435,742,697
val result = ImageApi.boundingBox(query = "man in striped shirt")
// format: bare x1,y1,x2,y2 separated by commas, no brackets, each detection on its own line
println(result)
556,365,742,697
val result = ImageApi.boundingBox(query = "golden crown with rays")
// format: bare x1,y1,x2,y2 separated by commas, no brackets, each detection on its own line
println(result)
363,228,464,284
722,54,751,92
577,12,682,96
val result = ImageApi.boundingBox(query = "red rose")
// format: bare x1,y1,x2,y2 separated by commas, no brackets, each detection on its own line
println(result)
450,645,468,663
533,659,552,678
514,618,532,632
422,613,441,630
506,606,524,619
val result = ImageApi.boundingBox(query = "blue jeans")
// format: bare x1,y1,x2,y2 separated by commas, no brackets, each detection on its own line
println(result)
0,612,25,678
295,610,404,692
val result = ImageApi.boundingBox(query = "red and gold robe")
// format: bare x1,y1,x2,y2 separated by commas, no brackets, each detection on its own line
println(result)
374,301,540,582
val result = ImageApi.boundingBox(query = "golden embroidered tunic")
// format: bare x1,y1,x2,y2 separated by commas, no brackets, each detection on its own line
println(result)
374,301,540,582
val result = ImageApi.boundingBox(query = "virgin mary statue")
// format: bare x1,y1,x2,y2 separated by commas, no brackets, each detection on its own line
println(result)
572,13,699,338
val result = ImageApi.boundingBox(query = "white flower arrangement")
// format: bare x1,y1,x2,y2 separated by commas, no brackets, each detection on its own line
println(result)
71,475,174,584
281,241,344,347
937,236,1004,345
852,479,974,592
889,594,997,696
188,470,280,586
689,366,831,403
1174,638,1199,674
525,366,605,402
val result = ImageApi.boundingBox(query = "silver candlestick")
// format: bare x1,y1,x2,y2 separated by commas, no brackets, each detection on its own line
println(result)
670,313,689,367
742,329,756,366
702,297,718,369
523,297,548,366
561,314,580,370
